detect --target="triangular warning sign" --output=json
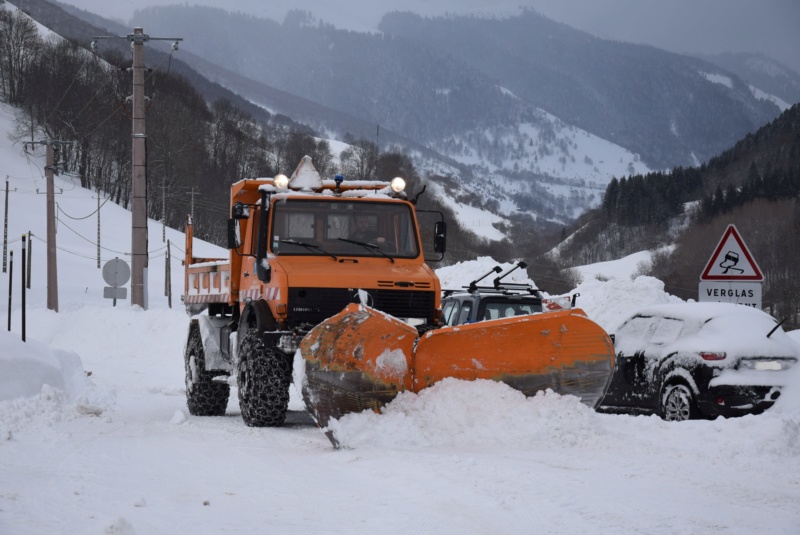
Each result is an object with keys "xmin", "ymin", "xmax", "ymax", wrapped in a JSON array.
[{"xmin": 700, "ymin": 224, "xmax": 763, "ymax": 281}]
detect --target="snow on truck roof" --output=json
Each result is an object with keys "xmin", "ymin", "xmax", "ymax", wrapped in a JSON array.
[{"xmin": 233, "ymin": 155, "xmax": 406, "ymax": 199}]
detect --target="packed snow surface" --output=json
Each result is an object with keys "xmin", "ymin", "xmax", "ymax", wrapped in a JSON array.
[{"xmin": 2, "ymin": 105, "xmax": 800, "ymax": 534}]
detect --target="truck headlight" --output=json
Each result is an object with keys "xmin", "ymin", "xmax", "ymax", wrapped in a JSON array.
[
  {"xmin": 274, "ymin": 174, "xmax": 289, "ymax": 190},
  {"xmin": 391, "ymin": 177, "xmax": 406, "ymax": 193}
]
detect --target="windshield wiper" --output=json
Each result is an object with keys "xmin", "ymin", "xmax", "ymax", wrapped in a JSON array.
[
  {"xmin": 280, "ymin": 239, "xmax": 337, "ymax": 261},
  {"xmin": 338, "ymin": 238, "xmax": 395, "ymax": 263}
]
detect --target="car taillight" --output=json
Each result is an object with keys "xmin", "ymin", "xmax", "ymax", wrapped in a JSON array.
[{"xmin": 700, "ymin": 352, "xmax": 726, "ymax": 361}]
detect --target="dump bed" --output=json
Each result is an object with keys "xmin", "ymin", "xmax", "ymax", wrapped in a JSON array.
[
  {"xmin": 184, "ymin": 260, "xmax": 231, "ymax": 305},
  {"xmin": 181, "ymin": 215, "xmax": 233, "ymax": 307}
]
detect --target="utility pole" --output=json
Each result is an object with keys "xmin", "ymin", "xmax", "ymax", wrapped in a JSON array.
[
  {"xmin": 93, "ymin": 28, "xmax": 182, "ymax": 309},
  {"xmin": 3, "ymin": 176, "xmax": 8, "ymax": 273},
  {"xmin": 6, "ymin": 250, "xmax": 11, "ymax": 331},
  {"xmin": 21, "ymin": 234, "xmax": 26, "ymax": 341},
  {"xmin": 131, "ymin": 27, "xmax": 147, "ymax": 309},
  {"xmin": 162, "ymin": 158, "xmax": 168, "ymax": 243},
  {"xmin": 375, "ymin": 124, "xmax": 380, "ymax": 180},
  {"xmin": 24, "ymin": 140, "xmax": 70, "ymax": 312},
  {"xmin": 186, "ymin": 186, "xmax": 200, "ymax": 220},
  {"xmin": 96, "ymin": 193, "xmax": 101, "ymax": 268},
  {"xmin": 26, "ymin": 231, "xmax": 31, "ymax": 289},
  {"xmin": 165, "ymin": 239, "xmax": 172, "ymax": 308},
  {"xmin": 45, "ymin": 144, "xmax": 57, "ymax": 311}
]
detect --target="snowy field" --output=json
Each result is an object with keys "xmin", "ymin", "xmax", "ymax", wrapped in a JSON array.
[{"xmin": 2, "ymin": 103, "xmax": 800, "ymax": 534}]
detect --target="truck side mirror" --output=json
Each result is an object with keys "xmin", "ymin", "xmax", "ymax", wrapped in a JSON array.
[
  {"xmin": 256, "ymin": 258, "xmax": 271, "ymax": 282},
  {"xmin": 227, "ymin": 219, "xmax": 241, "ymax": 250},
  {"xmin": 433, "ymin": 221, "xmax": 447, "ymax": 253},
  {"xmin": 232, "ymin": 202, "xmax": 250, "ymax": 219}
]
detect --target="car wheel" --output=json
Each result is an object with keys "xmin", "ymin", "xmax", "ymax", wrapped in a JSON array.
[{"xmin": 660, "ymin": 383, "xmax": 697, "ymax": 422}]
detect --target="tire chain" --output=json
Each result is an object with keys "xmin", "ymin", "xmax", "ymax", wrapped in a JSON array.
[
  {"xmin": 185, "ymin": 325, "xmax": 230, "ymax": 416},
  {"xmin": 237, "ymin": 330, "xmax": 292, "ymax": 427}
]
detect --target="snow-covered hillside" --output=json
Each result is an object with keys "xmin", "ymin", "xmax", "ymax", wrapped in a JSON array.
[
  {"xmin": 432, "ymin": 107, "xmax": 651, "ymax": 223},
  {"xmin": 438, "ymin": 108, "xmax": 649, "ymax": 185}
]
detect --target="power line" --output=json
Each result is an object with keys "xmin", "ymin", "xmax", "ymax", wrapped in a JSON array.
[
  {"xmin": 43, "ymin": 50, "xmax": 93, "ymax": 127},
  {"xmin": 56, "ymin": 196, "xmax": 111, "ymax": 220},
  {"xmin": 69, "ymin": 53, "xmax": 130, "ymax": 127}
]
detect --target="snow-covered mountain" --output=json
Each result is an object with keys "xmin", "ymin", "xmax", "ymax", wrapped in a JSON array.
[
  {"xmin": 20, "ymin": 0, "xmax": 796, "ymax": 234},
  {"xmin": 129, "ymin": 6, "xmax": 783, "ymax": 218},
  {"xmin": 699, "ymin": 52, "xmax": 800, "ymax": 107}
]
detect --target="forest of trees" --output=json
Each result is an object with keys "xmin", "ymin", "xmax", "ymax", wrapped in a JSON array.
[{"xmin": 600, "ymin": 167, "xmax": 704, "ymax": 227}]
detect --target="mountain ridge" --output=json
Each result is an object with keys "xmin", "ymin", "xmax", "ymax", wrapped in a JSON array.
[{"xmin": 11, "ymin": 0, "xmax": 794, "ymax": 235}]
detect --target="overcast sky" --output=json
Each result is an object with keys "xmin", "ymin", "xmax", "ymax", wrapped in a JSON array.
[{"xmin": 55, "ymin": 0, "xmax": 800, "ymax": 73}]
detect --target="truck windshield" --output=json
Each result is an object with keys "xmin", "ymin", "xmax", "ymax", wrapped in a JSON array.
[{"xmin": 270, "ymin": 199, "xmax": 420, "ymax": 259}]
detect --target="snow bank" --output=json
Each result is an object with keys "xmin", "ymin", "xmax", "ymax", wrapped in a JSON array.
[
  {"xmin": 568, "ymin": 275, "xmax": 684, "ymax": 332},
  {"xmin": 437, "ymin": 256, "xmax": 536, "ymax": 291},
  {"xmin": 0, "ymin": 330, "xmax": 89, "ymax": 401},
  {"xmin": 0, "ymin": 329, "xmax": 109, "ymax": 438},
  {"xmin": 330, "ymin": 376, "xmax": 800, "ymax": 455},
  {"xmin": 329, "ymin": 379, "xmax": 602, "ymax": 449},
  {"xmin": 572, "ymin": 250, "xmax": 652, "ymax": 282}
]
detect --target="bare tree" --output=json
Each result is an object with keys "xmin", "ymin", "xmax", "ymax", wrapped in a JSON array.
[
  {"xmin": 0, "ymin": 8, "xmax": 41, "ymax": 103},
  {"xmin": 339, "ymin": 137, "xmax": 377, "ymax": 180}
]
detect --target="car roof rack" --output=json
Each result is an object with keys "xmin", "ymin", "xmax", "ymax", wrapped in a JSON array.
[{"xmin": 443, "ymin": 261, "xmax": 541, "ymax": 297}]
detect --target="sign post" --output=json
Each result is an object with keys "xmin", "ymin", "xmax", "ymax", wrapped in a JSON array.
[
  {"xmin": 103, "ymin": 258, "xmax": 131, "ymax": 307},
  {"xmin": 699, "ymin": 225, "xmax": 763, "ymax": 308}
]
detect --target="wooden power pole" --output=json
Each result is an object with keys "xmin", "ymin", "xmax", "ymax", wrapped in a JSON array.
[
  {"xmin": 131, "ymin": 27, "xmax": 147, "ymax": 309},
  {"xmin": 93, "ymin": 28, "xmax": 182, "ymax": 309},
  {"xmin": 24, "ymin": 140, "xmax": 72, "ymax": 312}
]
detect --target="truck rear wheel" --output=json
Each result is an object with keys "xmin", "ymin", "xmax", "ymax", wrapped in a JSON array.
[
  {"xmin": 237, "ymin": 329, "xmax": 291, "ymax": 427},
  {"xmin": 185, "ymin": 324, "xmax": 230, "ymax": 416}
]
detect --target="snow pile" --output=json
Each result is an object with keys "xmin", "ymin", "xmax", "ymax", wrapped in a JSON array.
[
  {"xmin": 0, "ymin": 305, "xmax": 189, "ymax": 439},
  {"xmin": 571, "ymin": 250, "xmax": 653, "ymax": 282},
  {"xmin": 0, "ymin": 329, "xmax": 109, "ymax": 437},
  {"xmin": 437, "ymin": 256, "xmax": 536, "ymax": 291},
  {"xmin": 568, "ymin": 275, "xmax": 684, "ymax": 332},
  {"xmin": 329, "ymin": 379, "xmax": 604, "ymax": 449},
  {"xmin": 330, "ymin": 374, "xmax": 800, "ymax": 455},
  {"xmin": 0, "ymin": 331, "xmax": 89, "ymax": 402}
]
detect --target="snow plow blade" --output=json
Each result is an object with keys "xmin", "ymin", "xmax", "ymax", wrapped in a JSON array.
[
  {"xmin": 298, "ymin": 304, "xmax": 615, "ymax": 443},
  {"xmin": 298, "ymin": 304, "xmax": 417, "ymax": 433},
  {"xmin": 413, "ymin": 309, "xmax": 615, "ymax": 409}
]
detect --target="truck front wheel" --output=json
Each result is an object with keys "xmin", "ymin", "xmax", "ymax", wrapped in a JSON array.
[
  {"xmin": 185, "ymin": 323, "xmax": 230, "ymax": 416},
  {"xmin": 237, "ymin": 328, "xmax": 291, "ymax": 427}
]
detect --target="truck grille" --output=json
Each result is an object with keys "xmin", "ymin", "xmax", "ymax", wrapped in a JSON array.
[{"xmin": 287, "ymin": 287, "xmax": 435, "ymax": 327}]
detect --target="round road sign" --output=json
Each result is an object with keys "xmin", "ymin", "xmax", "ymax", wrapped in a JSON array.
[{"xmin": 103, "ymin": 258, "xmax": 131, "ymax": 287}]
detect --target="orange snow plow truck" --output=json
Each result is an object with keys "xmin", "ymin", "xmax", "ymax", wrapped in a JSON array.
[{"xmin": 182, "ymin": 156, "xmax": 615, "ymax": 442}]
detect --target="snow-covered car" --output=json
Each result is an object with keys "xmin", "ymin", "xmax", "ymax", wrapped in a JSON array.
[{"xmin": 597, "ymin": 302, "xmax": 799, "ymax": 421}]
